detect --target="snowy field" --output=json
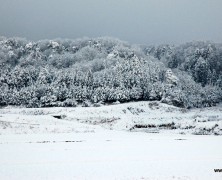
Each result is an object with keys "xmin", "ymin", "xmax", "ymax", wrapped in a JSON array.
[
  {"xmin": 0, "ymin": 101, "xmax": 222, "ymax": 179},
  {"xmin": 1, "ymin": 101, "xmax": 222, "ymax": 135},
  {"xmin": 1, "ymin": 132, "xmax": 222, "ymax": 180}
]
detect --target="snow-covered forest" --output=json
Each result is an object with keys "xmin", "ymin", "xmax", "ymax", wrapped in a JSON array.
[{"xmin": 0, "ymin": 36, "xmax": 222, "ymax": 108}]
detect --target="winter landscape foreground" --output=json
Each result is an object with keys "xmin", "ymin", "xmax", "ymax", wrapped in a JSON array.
[{"xmin": 0, "ymin": 101, "xmax": 222, "ymax": 180}]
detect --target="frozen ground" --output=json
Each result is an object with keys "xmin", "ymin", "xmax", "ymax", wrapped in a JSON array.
[
  {"xmin": 0, "ymin": 101, "xmax": 222, "ymax": 135},
  {"xmin": 0, "ymin": 101, "xmax": 222, "ymax": 179},
  {"xmin": 1, "ymin": 132, "xmax": 222, "ymax": 180}
]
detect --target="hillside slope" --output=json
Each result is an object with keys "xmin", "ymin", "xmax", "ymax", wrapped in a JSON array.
[
  {"xmin": 1, "ymin": 37, "xmax": 222, "ymax": 109},
  {"xmin": 1, "ymin": 101, "xmax": 222, "ymax": 135}
]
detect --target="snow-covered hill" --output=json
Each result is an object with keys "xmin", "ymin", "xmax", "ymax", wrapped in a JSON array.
[
  {"xmin": 1, "ymin": 102, "xmax": 222, "ymax": 180},
  {"xmin": 1, "ymin": 37, "xmax": 222, "ymax": 110},
  {"xmin": 1, "ymin": 101, "xmax": 222, "ymax": 135}
]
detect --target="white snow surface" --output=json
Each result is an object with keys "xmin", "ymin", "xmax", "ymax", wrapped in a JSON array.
[
  {"xmin": 1, "ymin": 101, "xmax": 221, "ymax": 135},
  {"xmin": 0, "ymin": 101, "xmax": 222, "ymax": 179}
]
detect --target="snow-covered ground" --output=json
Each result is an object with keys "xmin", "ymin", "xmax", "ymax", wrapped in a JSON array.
[
  {"xmin": 1, "ymin": 132, "xmax": 222, "ymax": 180},
  {"xmin": 0, "ymin": 101, "xmax": 222, "ymax": 179},
  {"xmin": 0, "ymin": 101, "xmax": 222, "ymax": 135}
]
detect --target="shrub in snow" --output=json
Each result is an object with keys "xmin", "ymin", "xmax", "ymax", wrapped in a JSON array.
[
  {"xmin": 82, "ymin": 100, "xmax": 92, "ymax": 107},
  {"xmin": 112, "ymin": 101, "xmax": 120, "ymax": 105},
  {"xmin": 93, "ymin": 102, "xmax": 104, "ymax": 107},
  {"xmin": 61, "ymin": 98, "xmax": 77, "ymax": 107},
  {"xmin": 40, "ymin": 95, "xmax": 57, "ymax": 107},
  {"xmin": 27, "ymin": 97, "xmax": 40, "ymax": 108}
]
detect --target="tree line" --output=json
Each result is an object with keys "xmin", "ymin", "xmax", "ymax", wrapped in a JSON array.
[{"xmin": 0, "ymin": 36, "xmax": 221, "ymax": 108}]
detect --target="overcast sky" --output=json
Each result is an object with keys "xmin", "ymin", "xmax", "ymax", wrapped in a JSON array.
[{"xmin": 0, "ymin": 0, "xmax": 222, "ymax": 45}]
